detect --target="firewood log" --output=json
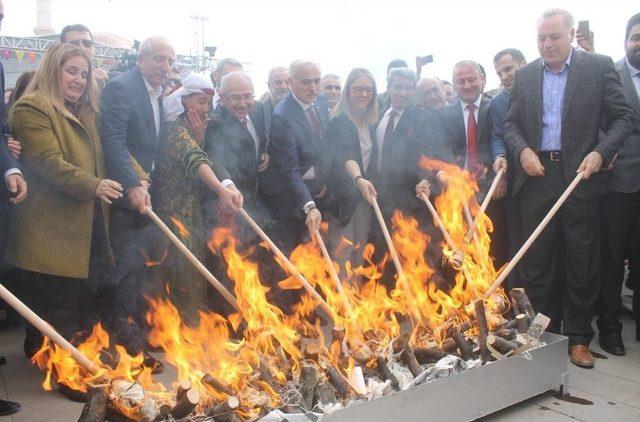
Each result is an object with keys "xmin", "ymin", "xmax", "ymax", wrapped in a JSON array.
[
  {"xmin": 313, "ymin": 382, "xmax": 337, "ymax": 407},
  {"xmin": 493, "ymin": 328, "xmax": 517, "ymax": 341},
  {"xmin": 207, "ymin": 396, "xmax": 240, "ymax": 417},
  {"xmin": 487, "ymin": 334, "xmax": 520, "ymax": 355},
  {"xmin": 516, "ymin": 313, "xmax": 529, "ymax": 334},
  {"xmin": 509, "ymin": 288, "xmax": 535, "ymax": 320},
  {"xmin": 401, "ymin": 347, "xmax": 423, "ymax": 377},
  {"xmin": 201, "ymin": 373, "xmax": 234, "ymax": 396},
  {"xmin": 326, "ymin": 366, "xmax": 350, "ymax": 398},
  {"xmin": 299, "ymin": 365, "xmax": 319, "ymax": 410},
  {"xmin": 77, "ymin": 386, "xmax": 107, "ymax": 422},
  {"xmin": 175, "ymin": 380, "xmax": 192, "ymax": 402},
  {"xmin": 375, "ymin": 356, "xmax": 399, "ymax": 389},
  {"xmin": 452, "ymin": 331, "xmax": 476, "ymax": 360},
  {"xmin": 259, "ymin": 357, "xmax": 281, "ymax": 393},
  {"xmin": 474, "ymin": 299, "xmax": 490, "ymax": 363},
  {"xmin": 412, "ymin": 347, "xmax": 445, "ymax": 364},
  {"xmin": 170, "ymin": 388, "xmax": 199, "ymax": 419}
]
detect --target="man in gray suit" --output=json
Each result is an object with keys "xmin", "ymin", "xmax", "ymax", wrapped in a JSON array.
[
  {"xmin": 597, "ymin": 12, "xmax": 640, "ymax": 356},
  {"xmin": 504, "ymin": 8, "xmax": 633, "ymax": 368}
]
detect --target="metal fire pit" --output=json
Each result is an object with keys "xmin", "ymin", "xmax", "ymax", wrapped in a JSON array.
[{"xmin": 320, "ymin": 332, "xmax": 569, "ymax": 422}]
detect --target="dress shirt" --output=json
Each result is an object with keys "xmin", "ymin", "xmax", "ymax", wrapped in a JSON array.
[
  {"xmin": 460, "ymin": 97, "xmax": 482, "ymax": 169},
  {"xmin": 221, "ymin": 115, "xmax": 261, "ymax": 188},
  {"xmin": 541, "ymin": 50, "xmax": 572, "ymax": 151},
  {"xmin": 375, "ymin": 107, "xmax": 404, "ymax": 171},
  {"xmin": 4, "ymin": 168, "xmax": 21, "ymax": 179},
  {"xmin": 357, "ymin": 124, "xmax": 373, "ymax": 171},
  {"xmin": 626, "ymin": 57, "xmax": 640, "ymax": 99},
  {"xmin": 142, "ymin": 77, "xmax": 162, "ymax": 136}
]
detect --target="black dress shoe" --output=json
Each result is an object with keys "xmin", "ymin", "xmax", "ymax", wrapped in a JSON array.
[
  {"xmin": 599, "ymin": 332, "xmax": 626, "ymax": 356},
  {"xmin": 0, "ymin": 398, "xmax": 21, "ymax": 416}
]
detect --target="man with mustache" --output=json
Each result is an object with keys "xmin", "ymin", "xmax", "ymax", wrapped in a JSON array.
[
  {"xmin": 504, "ymin": 8, "xmax": 633, "ymax": 368},
  {"xmin": 597, "ymin": 12, "xmax": 640, "ymax": 356},
  {"xmin": 100, "ymin": 37, "xmax": 176, "ymax": 371},
  {"xmin": 262, "ymin": 66, "xmax": 290, "ymax": 138}
]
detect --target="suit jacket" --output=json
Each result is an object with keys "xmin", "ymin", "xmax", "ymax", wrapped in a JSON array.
[
  {"xmin": 100, "ymin": 67, "xmax": 163, "ymax": 192},
  {"xmin": 205, "ymin": 103, "xmax": 268, "ymax": 198},
  {"xmin": 261, "ymin": 92, "xmax": 329, "ymax": 208},
  {"xmin": 262, "ymin": 98, "xmax": 276, "ymax": 139},
  {"xmin": 489, "ymin": 90, "xmax": 509, "ymax": 161},
  {"xmin": 372, "ymin": 105, "xmax": 446, "ymax": 217},
  {"xmin": 0, "ymin": 61, "xmax": 20, "ymax": 176},
  {"xmin": 503, "ymin": 49, "xmax": 633, "ymax": 199},
  {"xmin": 438, "ymin": 97, "xmax": 493, "ymax": 178},
  {"xmin": 610, "ymin": 59, "xmax": 640, "ymax": 193},
  {"xmin": 325, "ymin": 112, "xmax": 377, "ymax": 225}
]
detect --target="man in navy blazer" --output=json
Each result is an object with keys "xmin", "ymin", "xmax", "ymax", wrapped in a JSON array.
[
  {"xmin": 261, "ymin": 61, "xmax": 329, "ymax": 253},
  {"xmin": 99, "ymin": 37, "xmax": 175, "ymax": 367}
]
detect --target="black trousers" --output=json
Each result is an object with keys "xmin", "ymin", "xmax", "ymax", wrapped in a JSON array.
[
  {"xmin": 519, "ymin": 158, "xmax": 601, "ymax": 346},
  {"xmin": 597, "ymin": 190, "xmax": 640, "ymax": 335}
]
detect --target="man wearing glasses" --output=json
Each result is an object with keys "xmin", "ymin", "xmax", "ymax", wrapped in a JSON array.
[{"xmin": 60, "ymin": 24, "xmax": 108, "ymax": 85}]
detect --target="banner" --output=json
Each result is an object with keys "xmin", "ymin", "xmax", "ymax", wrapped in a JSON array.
[
  {"xmin": 1, "ymin": 50, "xmax": 10, "ymax": 60},
  {"xmin": 28, "ymin": 52, "xmax": 37, "ymax": 64},
  {"xmin": 15, "ymin": 50, "xmax": 25, "ymax": 63}
]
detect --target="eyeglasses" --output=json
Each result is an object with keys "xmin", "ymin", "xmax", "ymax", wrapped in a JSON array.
[
  {"xmin": 225, "ymin": 94, "xmax": 254, "ymax": 103},
  {"xmin": 68, "ymin": 39, "xmax": 95, "ymax": 48},
  {"xmin": 351, "ymin": 86, "xmax": 374, "ymax": 96}
]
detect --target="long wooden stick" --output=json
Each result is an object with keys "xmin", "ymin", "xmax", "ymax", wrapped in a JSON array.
[
  {"xmin": 370, "ymin": 197, "xmax": 424, "ymax": 325},
  {"xmin": 485, "ymin": 172, "xmax": 584, "ymax": 297},
  {"xmin": 314, "ymin": 229, "xmax": 353, "ymax": 316},
  {"xmin": 0, "ymin": 282, "xmax": 101, "ymax": 376},
  {"xmin": 237, "ymin": 208, "xmax": 336, "ymax": 322},
  {"xmin": 420, "ymin": 193, "xmax": 476, "ymax": 292},
  {"xmin": 466, "ymin": 168, "xmax": 505, "ymax": 241},
  {"xmin": 145, "ymin": 207, "xmax": 239, "ymax": 312}
]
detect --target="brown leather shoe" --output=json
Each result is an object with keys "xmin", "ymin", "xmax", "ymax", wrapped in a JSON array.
[{"xmin": 569, "ymin": 345, "xmax": 594, "ymax": 368}]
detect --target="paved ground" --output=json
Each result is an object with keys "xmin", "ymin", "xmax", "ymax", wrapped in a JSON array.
[{"xmin": 0, "ymin": 313, "xmax": 638, "ymax": 421}]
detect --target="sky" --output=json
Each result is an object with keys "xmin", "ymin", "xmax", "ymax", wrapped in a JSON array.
[{"xmin": 3, "ymin": 0, "xmax": 638, "ymax": 94}]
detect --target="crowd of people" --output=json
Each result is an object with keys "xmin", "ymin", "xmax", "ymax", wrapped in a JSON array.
[{"xmin": 1, "ymin": 4, "xmax": 640, "ymax": 415}]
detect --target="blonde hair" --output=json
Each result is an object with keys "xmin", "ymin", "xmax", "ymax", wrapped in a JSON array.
[
  {"xmin": 330, "ymin": 67, "xmax": 378, "ymax": 126},
  {"xmin": 20, "ymin": 43, "xmax": 98, "ymax": 123}
]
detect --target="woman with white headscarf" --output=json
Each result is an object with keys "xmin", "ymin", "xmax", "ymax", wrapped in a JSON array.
[{"xmin": 152, "ymin": 73, "xmax": 242, "ymax": 324}]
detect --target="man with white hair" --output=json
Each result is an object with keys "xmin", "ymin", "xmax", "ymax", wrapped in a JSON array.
[
  {"xmin": 100, "ymin": 37, "xmax": 176, "ymax": 371},
  {"xmin": 504, "ymin": 8, "xmax": 633, "ymax": 368},
  {"xmin": 261, "ymin": 60, "xmax": 329, "ymax": 254}
]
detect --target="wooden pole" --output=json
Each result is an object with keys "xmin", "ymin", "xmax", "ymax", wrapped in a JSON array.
[
  {"xmin": 485, "ymin": 172, "xmax": 584, "ymax": 297},
  {"xmin": 237, "ymin": 208, "xmax": 336, "ymax": 322},
  {"xmin": 314, "ymin": 229, "xmax": 353, "ymax": 316},
  {"xmin": 0, "ymin": 282, "xmax": 101, "ymax": 376},
  {"xmin": 462, "ymin": 203, "xmax": 481, "ymax": 248},
  {"xmin": 466, "ymin": 168, "xmax": 505, "ymax": 241},
  {"xmin": 145, "ymin": 207, "xmax": 239, "ymax": 312}
]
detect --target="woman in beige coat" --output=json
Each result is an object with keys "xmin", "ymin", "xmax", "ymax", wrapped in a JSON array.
[{"xmin": 6, "ymin": 44, "xmax": 122, "ymax": 347}]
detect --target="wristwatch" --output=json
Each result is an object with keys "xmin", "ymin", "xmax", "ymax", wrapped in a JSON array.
[{"xmin": 304, "ymin": 202, "xmax": 317, "ymax": 215}]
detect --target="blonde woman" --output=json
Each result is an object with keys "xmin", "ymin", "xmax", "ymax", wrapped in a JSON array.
[{"xmin": 6, "ymin": 43, "xmax": 121, "ymax": 348}]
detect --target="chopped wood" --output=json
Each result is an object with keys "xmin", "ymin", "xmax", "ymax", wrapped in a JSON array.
[
  {"xmin": 401, "ymin": 347, "xmax": 423, "ymax": 377},
  {"xmin": 176, "ymin": 380, "xmax": 192, "ymax": 402},
  {"xmin": 170, "ymin": 388, "xmax": 199, "ymax": 420},
  {"xmin": 487, "ymin": 334, "xmax": 520, "ymax": 355},
  {"xmin": 375, "ymin": 356, "xmax": 399, "ymax": 389},
  {"xmin": 259, "ymin": 357, "xmax": 281, "ymax": 393},
  {"xmin": 313, "ymin": 382, "xmax": 337, "ymax": 407},
  {"xmin": 442, "ymin": 337, "xmax": 458, "ymax": 353},
  {"xmin": 303, "ymin": 341, "xmax": 321, "ymax": 361},
  {"xmin": 77, "ymin": 386, "xmax": 107, "ymax": 422},
  {"xmin": 516, "ymin": 313, "xmax": 529, "ymax": 334},
  {"xmin": 156, "ymin": 397, "xmax": 173, "ymax": 419},
  {"xmin": 207, "ymin": 396, "xmax": 240, "ymax": 417},
  {"xmin": 452, "ymin": 331, "xmax": 476, "ymax": 360},
  {"xmin": 201, "ymin": 373, "xmax": 234, "ymax": 396},
  {"xmin": 326, "ymin": 366, "xmax": 350, "ymax": 398},
  {"xmin": 510, "ymin": 288, "xmax": 535, "ymax": 320},
  {"xmin": 299, "ymin": 365, "xmax": 319, "ymax": 410},
  {"xmin": 493, "ymin": 328, "xmax": 517, "ymax": 341},
  {"xmin": 474, "ymin": 299, "xmax": 490, "ymax": 363},
  {"xmin": 412, "ymin": 346, "xmax": 445, "ymax": 364}
]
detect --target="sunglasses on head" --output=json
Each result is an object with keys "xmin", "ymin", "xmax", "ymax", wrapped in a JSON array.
[{"xmin": 68, "ymin": 39, "xmax": 94, "ymax": 48}]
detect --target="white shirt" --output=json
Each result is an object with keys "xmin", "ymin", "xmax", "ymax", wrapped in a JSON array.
[
  {"xmin": 460, "ymin": 96, "xmax": 482, "ymax": 169},
  {"xmin": 221, "ymin": 115, "xmax": 261, "ymax": 187},
  {"xmin": 357, "ymin": 124, "xmax": 373, "ymax": 172},
  {"xmin": 142, "ymin": 77, "xmax": 162, "ymax": 137},
  {"xmin": 375, "ymin": 107, "xmax": 404, "ymax": 171},
  {"xmin": 627, "ymin": 57, "xmax": 640, "ymax": 99}
]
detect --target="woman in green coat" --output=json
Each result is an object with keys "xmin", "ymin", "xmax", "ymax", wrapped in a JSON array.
[
  {"xmin": 6, "ymin": 44, "xmax": 123, "ymax": 343},
  {"xmin": 153, "ymin": 73, "xmax": 242, "ymax": 325}
]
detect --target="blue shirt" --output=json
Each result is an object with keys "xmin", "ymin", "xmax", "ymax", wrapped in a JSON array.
[{"xmin": 540, "ymin": 50, "xmax": 572, "ymax": 151}]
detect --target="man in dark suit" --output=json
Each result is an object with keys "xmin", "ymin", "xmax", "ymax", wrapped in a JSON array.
[
  {"xmin": 261, "ymin": 60, "xmax": 329, "ymax": 253},
  {"xmin": 100, "ymin": 37, "xmax": 175, "ymax": 369},
  {"xmin": 204, "ymin": 71, "xmax": 269, "ymax": 229},
  {"xmin": 262, "ymin": 66, "xmax": 290, "ymax": 138},
  {"xmin": 504, "ymin": 9, "xmax": 633, "ymax": 368},
  {"xmin": 490, "ymin": 49, "xmax": 527, "ymax": 290},
  {"xmin": 439, "ymin": 60, "xmax": 508, "ymax": 268},
  {"xmin": 597, "ymin": 13, "xmax": 640, "ymax": 355}
]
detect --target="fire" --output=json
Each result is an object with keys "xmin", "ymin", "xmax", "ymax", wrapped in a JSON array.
[{"xmin": 30, "ymin": 157, "xmax": 509, "ymax": 420}]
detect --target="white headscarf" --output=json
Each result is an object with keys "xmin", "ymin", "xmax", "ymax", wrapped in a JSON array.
[{"xmin": 163, "ymin": 73, "xmax": 214, "ymax": 122}]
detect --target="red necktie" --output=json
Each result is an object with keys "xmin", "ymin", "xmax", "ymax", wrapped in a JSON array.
[
  {"xmin": 306, "ymin": 105, "xmax": 321, "ymax": 138},
  {"xmin": 466, "ymin": 104, "xmax": 481, "ymax": 177}
]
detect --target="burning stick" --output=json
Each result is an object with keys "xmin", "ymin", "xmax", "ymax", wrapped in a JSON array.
[
  {"xmin": 452, "ymin": 331, "xmax": 476, "ymax": 361},
  {"xmin": 145, "ymin": 207, "xmax": 239, "ymax": 312},
  {"xmin": 485, "ymin": 172, "xmax": 585, "ymax": 297},
  {"xmin": 300, "ymin": 365, "xmax": 319, "ymax": 409},
  {"xmin": 326, "ymin": 366, "xmax": 350, "ymax": 398},
  {"xmin": 207, "ymin": 396, "xmax": 240, "ymax": 417},
  {"xmin": 201, "ymin": 372, "xmax": 234, "ymax": 396},
  {"xmin": 375, "ymin": 356, "xmax": 399, "ymax": 389},
  {"xmin": 509, "ymin": 288, "xmax": 536, "ymax": 321},
  {"xmin": 314, "ymin": 229, "xmax": 354, "ymax": 317},
  {"xmin": 487, "ymin": 335, "xmax": 520, "ymax": 355},
  {"xmin": 238, "ymin": 208, "xmax": 336, "ymax": 323},
  {"xmin": 465, "ymin": 168, "xmax": 505, "ymax": 241},
  {"xmin": 78, "ymin": 386, "xmax": 108, "ymax": 422},
  {"xmin": 0, "ymin": 282, "xmax": 102, "ymax": 377},
  {"xmin": 474, "ymin": 299, "xmax": 490, "ymax": 363},
  {"xmin": 170, "ymin": 388, "xmax": 200, "ymax": 419},
  {"xmin": 370, "ymin": 196, "xmax": 424, "ymax": 326}
]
